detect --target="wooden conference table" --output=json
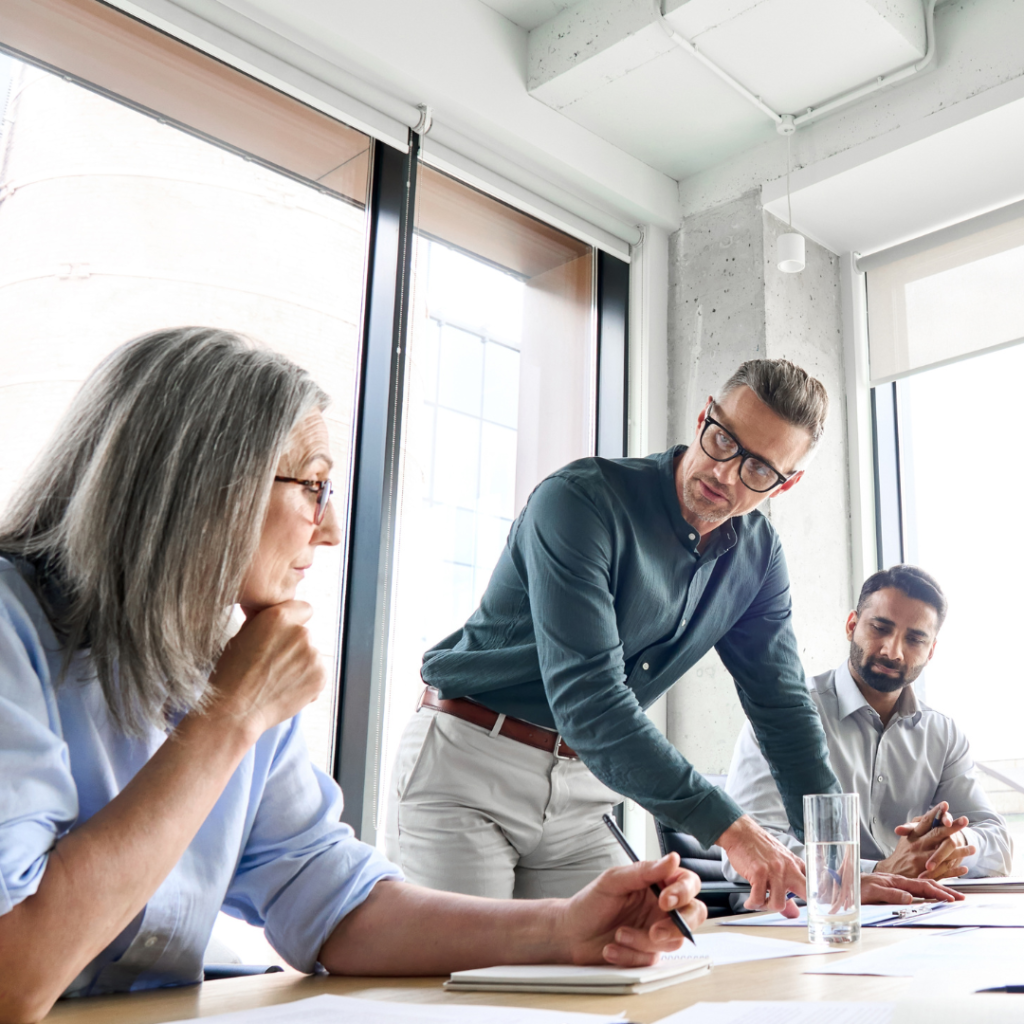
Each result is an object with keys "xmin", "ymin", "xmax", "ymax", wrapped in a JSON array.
[{"xmin": 44, "ymin": 912, "xmax": 1024, "ymax": 1024}]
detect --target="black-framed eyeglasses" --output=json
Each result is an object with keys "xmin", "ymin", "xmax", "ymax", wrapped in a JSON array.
[
  {"xmin": 274, "ymin": 476, "xmax": 334, "ymax": 525},
  {"xmin": 699, "ymin": 408, "xmax": 794, "ymax": 493}
]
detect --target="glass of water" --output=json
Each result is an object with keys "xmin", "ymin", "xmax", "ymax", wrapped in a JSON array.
[{"xmin": 804, "ymin": 793, "xmax": 860, "ymax": 946}]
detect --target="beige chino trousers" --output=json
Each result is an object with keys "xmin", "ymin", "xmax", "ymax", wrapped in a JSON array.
[{"xmin": 385, "ymin": 706, "xmax": 630, "ymax": 899}]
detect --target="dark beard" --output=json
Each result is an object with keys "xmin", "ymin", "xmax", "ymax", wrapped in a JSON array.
[{"xmin": 849, "ymin": 639, "xmax": 921, "ymax": 694}]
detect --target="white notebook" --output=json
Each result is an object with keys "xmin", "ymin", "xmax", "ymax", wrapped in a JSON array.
[{"xmin": 445, "ymin": 957, "xmax": 712, "ymax": 995}]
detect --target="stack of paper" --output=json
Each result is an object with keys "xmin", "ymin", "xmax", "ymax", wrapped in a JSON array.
[
  {"xmin": 445, "ymin": 957, "xmax": 711, "ymax": 995},
  {"xmin": 946, "ymin": 877, "xmax": 1024, "ymax": 894}
]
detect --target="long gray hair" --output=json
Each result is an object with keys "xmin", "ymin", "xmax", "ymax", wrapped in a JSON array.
[{"xmin": 0, "ymin": 327, "xmax": 329, "ymax": 735}]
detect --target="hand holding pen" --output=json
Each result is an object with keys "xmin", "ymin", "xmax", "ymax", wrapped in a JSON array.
[
  {"xmin": 602, "ymin": 814, "xmax": 698, "ymax": 944},
  {"xmin": 893, "ymin": 800, "xmax": 974, "ymax": 880}
]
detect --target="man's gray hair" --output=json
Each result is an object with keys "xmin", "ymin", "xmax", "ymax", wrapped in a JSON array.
[
  {"xmin": 720, "ymin": 358, "xmax": 828, "ymax": 446},
  {"xmin": 0, "ymin": 327, "xmax": 329, "ymax": 735}
]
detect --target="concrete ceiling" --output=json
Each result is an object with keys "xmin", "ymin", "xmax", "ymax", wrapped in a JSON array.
[
  {"xmin": 490, "ymin": 0, "xmax": 930, "ymax": 179},
  {"xmin": 110, "ymin": 0, "xmax": 1024, "ymax": 257},
  {"xmin": 763, "ymin": 78, "xmax": 1024, "ymax": 257},
  {"xmin": 478, "ymin": 0, "xmax": 575, "ymax": 31}
]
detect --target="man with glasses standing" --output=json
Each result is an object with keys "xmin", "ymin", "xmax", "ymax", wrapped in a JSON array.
[{"xmin": 387, "ymin": 359, "xmax": 956, "ymax": 912}]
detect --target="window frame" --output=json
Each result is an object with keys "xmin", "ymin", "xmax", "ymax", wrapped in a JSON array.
[
  {"xmin": 1, "ymin": 0, "xmax": 632, "ymax": 843},
  {"xmin": 335, "ymin": 155, "xmax": 631, "ymax": 840},
  {"xmin": 334, "ymin": 135, "xmax": 420, "ymax": 836}
]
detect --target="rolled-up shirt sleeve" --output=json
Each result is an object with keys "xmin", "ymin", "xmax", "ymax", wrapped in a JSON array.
[
  {"xmin": 513, "ymin": 476, "xmax": 744, "ymax": 847},
  {"xmin": 0, "ymin": 583, "xmax": 76, "ymax": 917},
  {"xmin": 223, "ymin": 717, "xmax": 402, "ymax": 973}
]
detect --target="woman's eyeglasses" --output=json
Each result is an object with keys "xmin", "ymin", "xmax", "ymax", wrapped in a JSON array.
[{"xmin": 274, "ymin": 476, "xmax": 334, "ymax": 525}]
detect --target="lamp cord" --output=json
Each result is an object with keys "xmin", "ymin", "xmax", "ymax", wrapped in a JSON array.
[{"xmin": 786, "ymin": 132, "xmax": 792, "ymax": 228}]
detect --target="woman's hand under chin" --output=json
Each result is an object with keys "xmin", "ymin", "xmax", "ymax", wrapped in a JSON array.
[{"xmin": 205, "ymin": 599, "xmax": 325, "ymax": 742}]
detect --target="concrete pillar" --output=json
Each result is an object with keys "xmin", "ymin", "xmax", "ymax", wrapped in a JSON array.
[
  {"xmin": 664, "ymin": 192, "xmax": 851, "ymax": 782},
  {"xmin": 667, "ymin": 190, "xmax": 766, "ymax": 446}
]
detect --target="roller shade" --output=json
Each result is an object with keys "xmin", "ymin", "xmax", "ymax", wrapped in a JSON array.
[
  {"xmin": 0, "ymin": 0, "xmax": 370, "ymax": 204},
  {"xmin": 865, "ymin": 205, "xmax": 1024, "ymax": 384}
]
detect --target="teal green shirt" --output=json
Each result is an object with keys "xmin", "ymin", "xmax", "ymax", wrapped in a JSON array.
[{"xmin": 421, "ymin": 447, "xmax": 839, "ymax": 847}]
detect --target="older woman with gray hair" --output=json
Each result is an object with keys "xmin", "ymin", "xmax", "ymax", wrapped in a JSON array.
[{"xmin": 0, "ymin": 328, "xmax": 704, "ymax": 1023}]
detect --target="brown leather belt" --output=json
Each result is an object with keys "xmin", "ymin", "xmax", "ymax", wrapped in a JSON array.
[{"xmin": 418, "ymin": 686, "xmax": 578, "ymax": 759}]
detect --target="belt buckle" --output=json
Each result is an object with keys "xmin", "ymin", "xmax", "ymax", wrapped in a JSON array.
[{"xmin": 553, "ymin": 733, "xmax": 573, "ymax": 761}]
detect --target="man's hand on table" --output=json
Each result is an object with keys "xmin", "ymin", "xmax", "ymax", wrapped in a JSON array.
[
  {"xmin": 559, "ymin": 854, "xmax": 707, "ymax": 967},
  {"xmin": 861, "ymin": 872, "xmax": 964, "ymax": 904},
  {"xmin": 717, "ymin": 815, "xmax": 804, "ymax": 918},
  {"xmin": 883, "ymin": 800, "xmax": 974, "ymax": 880}
]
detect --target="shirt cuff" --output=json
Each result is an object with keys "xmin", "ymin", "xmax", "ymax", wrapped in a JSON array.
[
  {"xmin": 682, "ymin": 788, "xmax": 746, "ymax": 850},
  {"xmin": 861, "ymin": 859, "xmax": 879, "ymax": 874},
  {"xmin": 959, "ymin": 826, "xmax": 980, "ymax": 869}
]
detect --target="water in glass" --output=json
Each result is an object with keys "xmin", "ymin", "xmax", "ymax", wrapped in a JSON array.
[{"xmin": 806, "ymin": 839, "xmax": 860, "ymax": 946}]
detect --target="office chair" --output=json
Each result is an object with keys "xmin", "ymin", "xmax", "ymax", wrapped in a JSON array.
[
  {"xmin": 653, "ymin": 775, "xmax": 751, "ymax": 917},
  {"xmin": 653, "ymin": 820, "xmax": 744, "ymax": 918}
]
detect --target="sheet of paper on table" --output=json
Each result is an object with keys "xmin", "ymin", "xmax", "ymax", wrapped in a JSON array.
[
  {"xmin": 660, "ymin": 932, "xmax": 845, "ymax": 966},
  {"xmin": 879, "ymin": 896, "xmax": 1024, "ymax": 927},
  {"xmin": 946, "ymin": 877, "xmax": 1024, "ymax": 893},
  {"xmin": 720, "ymin": 906, "xmax": 901, "ymax": 928},
  {"xmin": 653, "ymin": 1001, "xmax": 895, "ymax": 1024},
  {"xmin": 153, "ymin": 993, "xmax": 626, "ymax": 1024},
  {"xmin": 806, "ymin": 926, "xmax": 1024, "ymax": 990}
]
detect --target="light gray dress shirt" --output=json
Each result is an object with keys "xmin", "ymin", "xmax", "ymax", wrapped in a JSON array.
[{"xmin": 723, "ymin": 660, "xmax": 1012, "ymax": 879}]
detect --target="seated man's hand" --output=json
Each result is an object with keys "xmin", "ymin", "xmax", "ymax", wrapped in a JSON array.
[
  {"xmin": 881, "ymin": 801, "xmax": 974, "ymax": 880},
  {"xmin": 717, "ymin": 815, "xmax": 804, "ymax": 917},
  {"xmin": 559, "ymin": 854, "xmax": 706, "ymax": 967},
  {"xmin": 861, "ymin": 872, "xmax": 964, "ymax": 905}
]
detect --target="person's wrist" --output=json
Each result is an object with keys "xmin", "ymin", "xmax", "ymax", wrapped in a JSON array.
[
  {"xmin": 715, "ymin": 814, "xmax": 751, "ymax": 853},
  {"xmin": 181, "ymin": 696, "xmax": 264, "ymax": 752},
  {"xmin": 542, "ymin": 898, "xmax": 576, "ymax": 964}
]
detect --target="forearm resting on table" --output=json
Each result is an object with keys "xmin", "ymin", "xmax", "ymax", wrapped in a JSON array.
[
  {"xmin": 321, "ymin": 858, "xmax": 706, "ymax": 977},
  {"xmin": 0, "ymin": 713, "xmax": 254, "ymax": 1024},
  {"xmin": 319, "ymin": 881, "xmax": 561, "ymax": 976}
]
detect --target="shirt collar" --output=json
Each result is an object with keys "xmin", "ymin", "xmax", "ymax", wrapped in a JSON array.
[
  {"xmin": 657, "ymin": 445, "xmax": 740, "ymax": 558},
  {"xmin": 834, "ymin": 659, "xmax": 922, "ymax": 725}
]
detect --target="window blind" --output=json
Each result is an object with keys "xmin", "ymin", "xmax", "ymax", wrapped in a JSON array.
[
  {"xmin": 0, "ymin": 0, "xmax": 370, "ymax": 204},
  {"xmin": 865, "ymin": 203, "xmax": 1024, "ymax": 384}
]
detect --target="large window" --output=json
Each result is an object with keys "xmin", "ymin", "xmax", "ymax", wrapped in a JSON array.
[
  {"xmin": 866, "ymin": 206, "xmax": 1024, "ymax": 858},
  {"xmin": 2, "ymin": 0, "xmax": 631, "ymax": 930},
  {"xmin": 0, "ymin": 45, "xmax": 370, "ymax": 772},
  {"xmin": 373, "ymin": 167, "xmax": 599, "ymax": 844}
]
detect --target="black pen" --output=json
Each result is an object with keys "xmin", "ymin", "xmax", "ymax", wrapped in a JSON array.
[{"xmin": 602, "ymin": 813, "xmax": 696, "ymax": 945}]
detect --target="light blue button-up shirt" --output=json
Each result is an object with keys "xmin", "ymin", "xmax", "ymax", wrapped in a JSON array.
[{"xmin": 0, "ymin": 558, "xmax": 401, "ymax": 996}]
